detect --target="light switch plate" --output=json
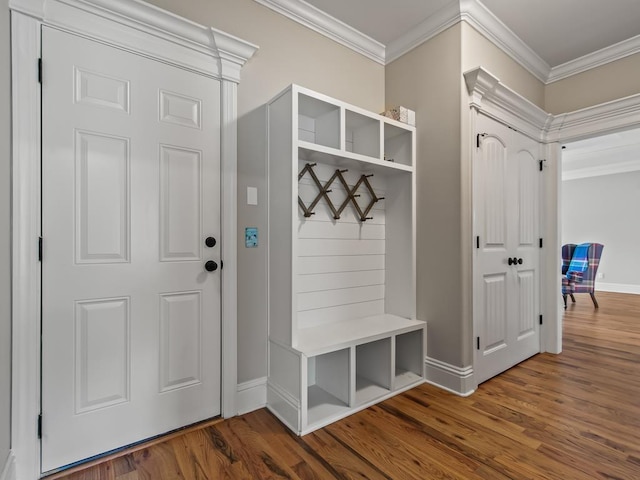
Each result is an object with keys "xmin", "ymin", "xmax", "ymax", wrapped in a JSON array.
[
  {"xmin": 245, "ymin": 227, "xmax": 258, "ymax": 248},
  {"xmin": 247, "ymin": 186, "xmax": 258, "ymax": 205}
]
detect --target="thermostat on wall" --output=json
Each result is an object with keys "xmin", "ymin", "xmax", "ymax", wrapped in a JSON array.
[{"xmin": 245, "ymin": 227, "xmax": 258, "ymax": 248}]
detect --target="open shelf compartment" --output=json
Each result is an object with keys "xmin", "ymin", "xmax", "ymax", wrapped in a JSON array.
[
  {"xmin": 394, "ymin": 329, "xmax": 424, "ymax": 390},
  {"xmin": 345, "ymin": 109, "xmax": 380, "ymax": 159},
  {"xmin": 306, "ymin": 348, "xmax": 351, "ymax": 427},
  {"xmin": 355, "ymin": 338, "xmax": 392, "ymax": 405},
  {"xmin": 298, "ymin": 93, "xmax": 340, "ymax": 149},
  {"xmin": 384, "ymin": 122, "xmax": 413, "ymax": 167}
]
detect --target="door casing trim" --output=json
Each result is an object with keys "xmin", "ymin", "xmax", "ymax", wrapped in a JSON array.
[{"xmin": 10, "ymin": 1, "xmax": 256, "ymax": 478}]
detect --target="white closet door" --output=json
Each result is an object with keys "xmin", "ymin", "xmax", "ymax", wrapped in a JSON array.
[
  {"xmin": 41, "ymin": 27, "xmax": 221, "ymax": 472},
  {"xmin": 474, "ymin": 114, "xmax": 540, "ymax": 384}
]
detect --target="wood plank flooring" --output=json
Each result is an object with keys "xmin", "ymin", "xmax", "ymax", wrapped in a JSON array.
[{"xmin": 49, "ymin": 291, "xmax": 640, "ymax": 480}]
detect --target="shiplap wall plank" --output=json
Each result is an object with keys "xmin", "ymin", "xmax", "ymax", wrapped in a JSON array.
[
  {"xmin": 297, "ymin": 300, "xmax": 385, "ymax": 329},
  {"xmin": 298, "ymin": 270, "xmax": 385, "ymax": 293},
  {"xmin": 298, "ymin": 285, "xmax": 385, "ymax": 311},
  {"xmin": 298, "ymin": 255, "xmax": 384, "ymax": 274},
  {"xmin": 296, "ymin": 159, "xmax": 387, "ymax": 330},
  {"xmin": 298, "ymin": 221, "xmax": 385, "ymax": 240},
  {"xmin": 298, "ymin": 239, "xmax": 385, "ymax": 257}
]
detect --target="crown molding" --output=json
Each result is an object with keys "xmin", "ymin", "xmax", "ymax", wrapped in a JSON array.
[
  {"xmin": 464, "ymin": 67, "xmax": 552, "ymax": 141},
  {"xmin": 562, "ymin": 158, "xmax": 640, "ymax": 181},
  {"xmin": 384, "ymin": 0, "xmax": 552, "ymax": 81},
  {"xmin": 563, "ymin": 138, "xmax": 640, "ymax": 180},
  {"xmin": 548, "ymin": 93, "xmax": 640, "ymax": 143},
  {"xmin": 459, "ymin": 0, "xmax": 550, "ymax": 83},
  {"xmin": 489, "ymin": 79, "xmax": 640, "ymax": 145},
  {"xmin": 9, "ymin": 0, "xmax": 258, "ymax": 82},
  {"xmin": 252, "ymin": 0, "xmax": 640, "ymax": 84},
  {"xmin": 385, "ymin": 1, "xmax": 461, "ymax": 64},
  {"xmin": 548, "ymin": 34, "xmax": 640, "ymax": 83},
  {"xmin": 253, "ymin": 0, "xmax": 385, "ymax": 64}
]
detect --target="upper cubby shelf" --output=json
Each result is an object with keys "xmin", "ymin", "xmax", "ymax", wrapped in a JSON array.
[
  {"xmin": 298, "ymin": 93, "xmax": 340, "ymax": 149},
  {"xmin": 295, "ymin": 86, "xmax": 414, "ymax": 174}
]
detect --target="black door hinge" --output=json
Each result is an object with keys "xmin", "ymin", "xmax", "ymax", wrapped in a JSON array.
[
  {"xmin": 476, "ymin": 133, "xmax": 486, "ymax": 148},
  {"xmin": 476, "ymin": 337, "xmax": 480, "ymax": 350},
  {"xmin": 539, "ymin": 159, "xmax": 545, "ymax": 171},
  {"xmin": 220, "ymin": 260, "xmax": 224, "ymax": 270},
  {"xmin": 539, "ymin": 238, "xmax": 543, "ymax": 248},
  {"xmin": 37, "ymin": 414, "xmax": 42, "ymax": 439},
  {"xmin": 38, "ymin": 58, "xmax": 42, "ymax": 84},
  {"xmin": 38, "ymin": 236, "xmax": 43, "ymax": 262},
  {"xmin": 476, "ymin": 236, "xmax": 480, "ymax": 249},
  {"xmin": 539, "ymin": 315, "xmax": 543, "ymax": 325}
]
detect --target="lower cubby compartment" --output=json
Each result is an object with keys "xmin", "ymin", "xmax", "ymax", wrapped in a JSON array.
[
  {"xmin": 394, "ymin": 329, "xmax": 424, "ymax": 390},
  {"xmin": 306, "ymin": 348, "xmax": 350, "ymax": 426},
  {"xmin": 268, "ymin": 320, "xmax": 426, "ymax": 436},
  {"xmin": 355, "ymin": 338, "xmax": 391, "ymax": 405}
]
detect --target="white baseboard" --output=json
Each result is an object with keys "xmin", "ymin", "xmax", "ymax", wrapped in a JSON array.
[
  {"xmin": 596, "ymin": 283, "xmax": 640, "ymax": 295},
  {"xmin": 424, "ymin": 357, "xmax": 475, "ymax": 397},
  {"xmin": 0, "ymin": 451, "xmax": 15, "ymax": 480},
  {"xmin": 236, "ymin": 377, "xmax": 267, "ymax": 415}
]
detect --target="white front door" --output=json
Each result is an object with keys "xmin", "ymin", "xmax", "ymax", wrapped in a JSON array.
[
  {"xmin": 474, "ymin": 114, "xmax": 541, "ymax": 384},
  {"xmin": 41, "ymin": 26, "xmax": 221, "ymax": 472}
]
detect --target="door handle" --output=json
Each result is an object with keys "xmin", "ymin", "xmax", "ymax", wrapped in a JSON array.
[
  {"xmin": 205, "ymin": 236, "xmax": 217, "ymax": 248},
  {"xmin": 507, "ymin": 257, "xmax": 523, "ymax": 266},
  {"xmin": 204, "ymin": 260, "xmax": 218, "ymax": 272}
]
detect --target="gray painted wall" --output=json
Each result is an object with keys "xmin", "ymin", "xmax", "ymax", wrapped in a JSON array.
[
  {"xmin": 562, "ymin": 171, "xmax": 640, "ymax": 289},
  {"xmin": 1, "ymin": 0, "xmax": 13, "ymax": 468}
]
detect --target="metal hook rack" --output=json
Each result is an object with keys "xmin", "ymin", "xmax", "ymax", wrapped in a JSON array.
[{"xmin": 298, "ymin": 163, "xmax": 384, "ymax": 222}]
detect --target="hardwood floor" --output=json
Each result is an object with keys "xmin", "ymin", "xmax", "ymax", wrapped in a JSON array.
[{"xmin": 49, "ymin": 291, "xmax": 640, "ymax": 480}]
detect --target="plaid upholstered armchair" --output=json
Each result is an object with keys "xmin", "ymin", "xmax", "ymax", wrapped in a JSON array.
[{"xmin": 562, "ymin": 243, "xmax": 604, "ymax": 309}]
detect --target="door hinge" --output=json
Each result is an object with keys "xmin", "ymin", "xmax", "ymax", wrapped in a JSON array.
[
  {"xmin": 476, "ymin": 337, "xmax": 480, "ymax": 350},
  {"xmin": 476, "ymin": 236, "xmax": 480, "ymax": 249},
  {"xmin": 38, "ymin": 236, "xmax": 43, "ymax": 262},
  {"xmin": 476, "ymin": 133, "xmax": 486, "ymax": 148},
  {"xmin": 37, "ymin": 414, "xmax": 42, "ymax": 439},
  {"xmin": 38, "ymin": 58, "xmax": 42, "ymax": 84},
  {"xmin": 220, "ymin": 260, "xmax": 224, "ymax": 270},
  {"xmin": 539, "ymin": 238, "xmax": 543, "ymax": 248},
  {"xmin": 539, "ymin": 315, "xmax": 543, "ymax": 325},
  {"xmin": 539, "ymin": 159, "xmax": 545, "ymax": 171}
]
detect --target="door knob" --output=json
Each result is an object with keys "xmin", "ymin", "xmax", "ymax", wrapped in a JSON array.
[
  {"xmin": 508, "ymin": 257, "xmax": 515, "ymax": 266},
  {"xmin": 205, "ymin": 236, "xmax": 217, "ymax": 248},
  {"xmin": 204, "ymin": 260, "xmax": 218, "ymax": 272},
  {"xmin": 517, "ymin": 258, "xmax": 523, "ymax": 265}
]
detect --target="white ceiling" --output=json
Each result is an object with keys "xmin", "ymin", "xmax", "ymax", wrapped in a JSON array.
[{"xmin": 304, "ymin": 0, "xmax": 640, "ymax": 68}]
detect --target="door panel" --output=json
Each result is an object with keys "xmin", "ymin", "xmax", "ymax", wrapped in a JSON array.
[
  {"xmin": 75, "ymin": 130, "xmax": 130, "ymax": 263},
  {"xmin": 41, "ymin": 27, "xmax": 221, "ymax": 472},
  {"xmin": 482, "ymin": 274, "xmax": 507, "ymax": 352},
  {"xmin": 474, "ymin": 114, "xmax": 541, "ymax": 384}
]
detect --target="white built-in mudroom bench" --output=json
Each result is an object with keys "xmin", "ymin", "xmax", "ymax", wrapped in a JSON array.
[{"xmin": 265, "ymin": 85, "xmax": 426, "ymax": 435}]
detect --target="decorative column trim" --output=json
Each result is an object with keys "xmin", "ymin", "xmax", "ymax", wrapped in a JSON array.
[
  {"xmin": 11, "ymin": 11, "xmax": 42, "ymax": 480},
  {"xmin": 221, "ymin": 80, "xmax": 239, "ymax": 418}
]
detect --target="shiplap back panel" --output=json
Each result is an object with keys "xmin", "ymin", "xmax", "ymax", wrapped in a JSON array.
[{"xmin": 297, "ymin": 161, "xmax": 386, "ymax": 330}]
